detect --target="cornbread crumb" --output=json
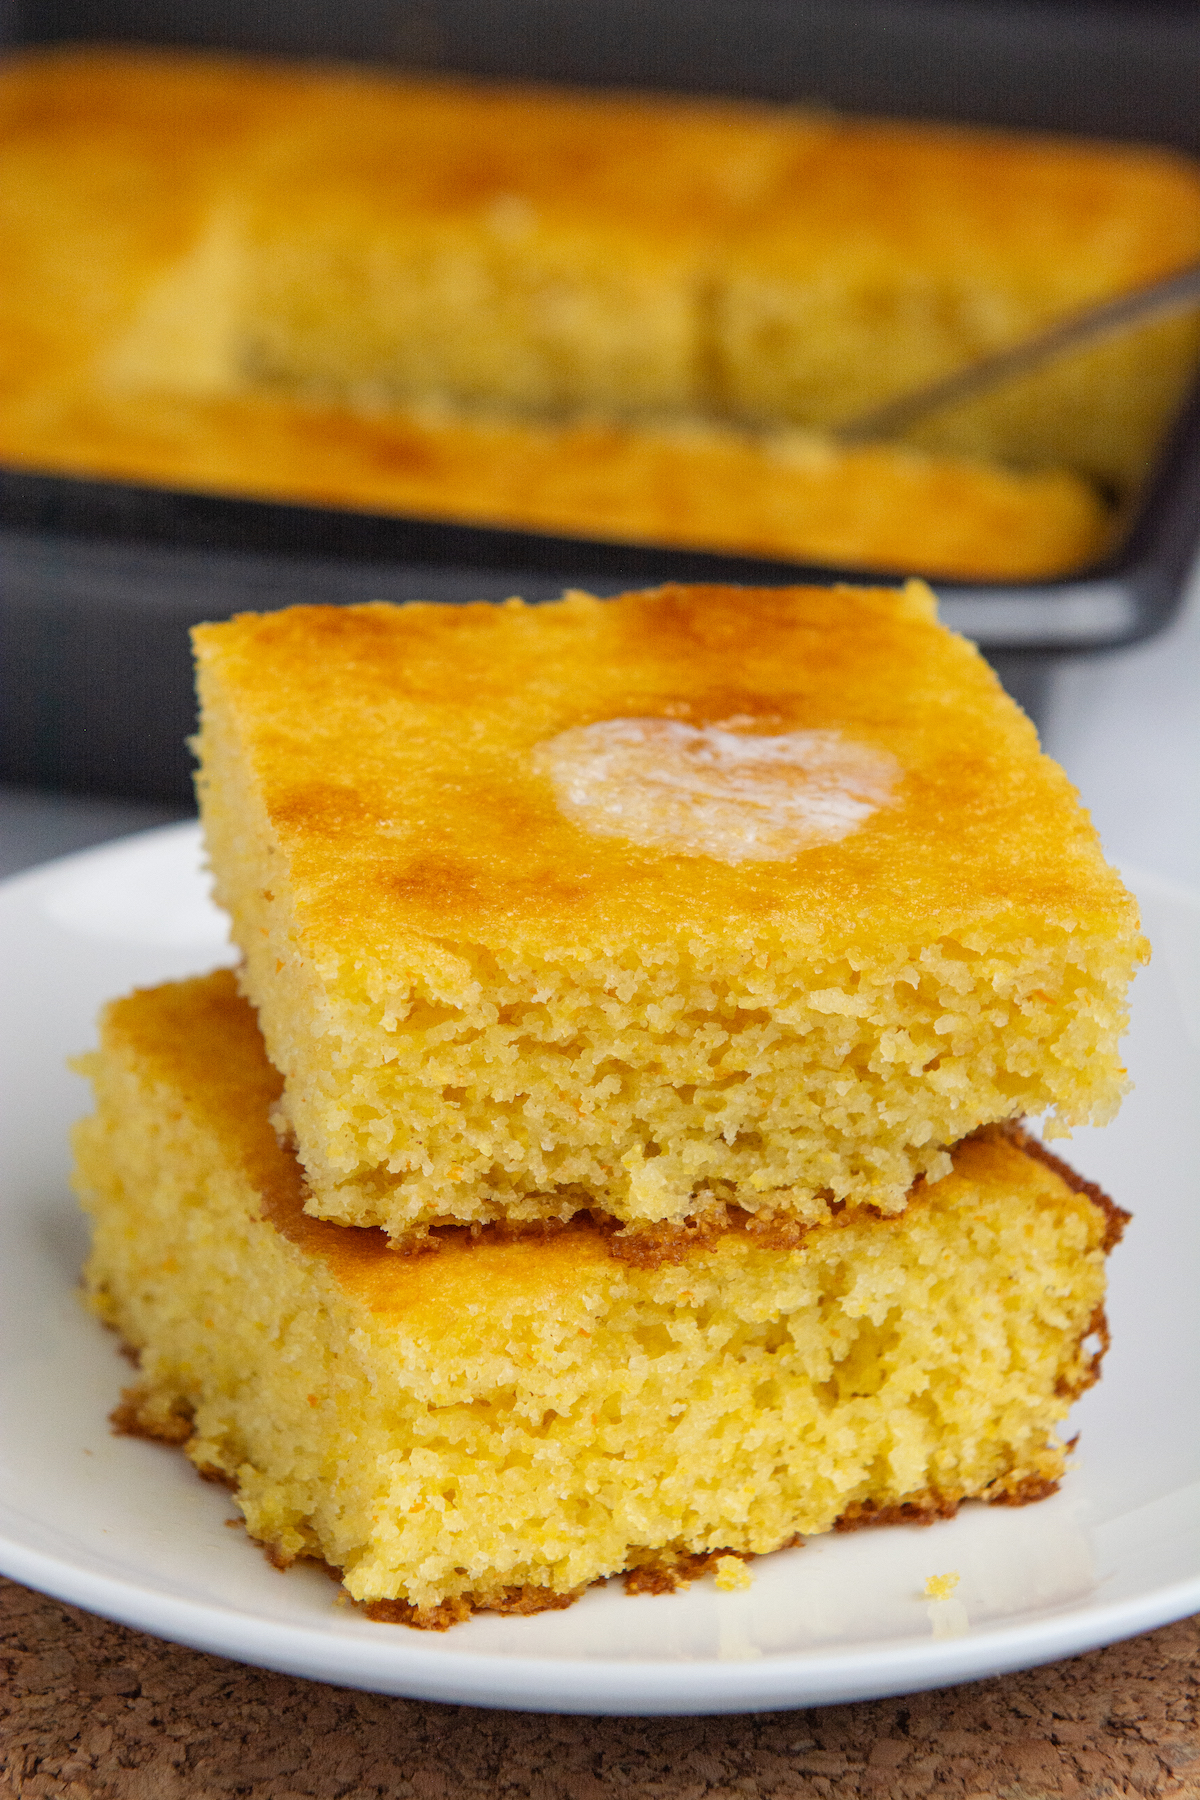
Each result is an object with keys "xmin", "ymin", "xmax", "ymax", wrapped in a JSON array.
[
  {"xmin": 714, "ymin": 1556, "xmax": 755, "ymax": 1592},
  {"xmin": 925, "ymin": 1571, "xmax": 961, "ymax": 1601},
  {"xmin": 73, "ymin": 971, "xmax": 1125, "ymax": 1623}
]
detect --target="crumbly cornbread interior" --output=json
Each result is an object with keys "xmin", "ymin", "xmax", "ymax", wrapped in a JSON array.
[
  {"xmin": 74, "ymin": 971, "xmax": 1122, "ymax": 1624},
  {"xmin": 4, "ymin": 48, "xmax": 1200, "ymax": 574},
  {"xmin": 192, "ymin": 582, "xmax": 1146, "ymax": 1243}
]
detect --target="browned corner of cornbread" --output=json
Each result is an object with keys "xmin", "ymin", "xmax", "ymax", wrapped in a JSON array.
[
  {"xmin": 997, "ymin": 1118, "xmax": 1131, "ymax": 1255},
  {"xmin": 72, "ymin": 969, "xmax": 1124, "ymax": 1624},
  {"xmin": 192, "ymin": 582, "xmax": 1145, "ymax": 1245}
]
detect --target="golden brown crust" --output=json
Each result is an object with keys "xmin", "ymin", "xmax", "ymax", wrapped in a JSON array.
[
  {"xmin": 983, "ymin": 1470, "xmax": 1065, "ymax": 1508},
  {"xmin": 387, "ymin": 1194, "xmax": 830, "ymax": 1266},
  {"xmin": 833, "ymin": 1468, "xmax": 1072, "ymax": 1530},
  {"xmin": 969, "ymin": 1124, "xmax": 1121, "ymax": 1406},
  {"xmin": 195, "ymin": 1464, "xmax": 238, "ymax": 1491},
  {"xmin": 109, "ymin": 1385, "xmax": 194, "ymax": 1446},
  {"xmin": 194, "ymin": 587, "xmax": 1142, "ymax": 959},
  {"xmin": 425, "ymin": 1125, "xmax": 1117, "ymax": 1272},
  {"xmin": 622, "ymin": 1547, "xmax": 755, "ymax": 1597},
  {"xmin": 1055, "ymin": 1303, "xmax": 1113, "ymax": 1402},
  {"xmin": 606, "ymin": 1205, "xmax": 818, "ymax": 1268},
  {"xmin": 990, "ymin": 1118, "xmax": 1131, "ymax": 1253},
  {"xmin": 834, "ymin": 1493, "xmax": 964, "ymax": 1532},
  {"xmin": 363, "ymin": 1587, "xmax": 585, "ymax": 1632}
]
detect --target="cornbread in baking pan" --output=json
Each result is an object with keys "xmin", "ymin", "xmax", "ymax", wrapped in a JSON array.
[
  {"xmin": 3, "ymin": 47, "xmax": 1199, "ymax": 572},
  {"xmin": 74, "ymin": 971, "xmax": 1123, "ymax": 1624},
  {"xmin": 192, "ymin": 582, "xmax": 1146, "ymax": 1243},
  {"xmin": 100, "ymin": 52, "xmax": 1200, "ymax": 492}
]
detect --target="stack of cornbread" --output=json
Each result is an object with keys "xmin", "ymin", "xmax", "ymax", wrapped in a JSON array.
[
  {"xmin": 73, "ymin": 581, "xmax": 1143, "ymax": 1627},
  {"xmin": 6, "ymin": 48, "xmax": 1200, "ymax": 577}
]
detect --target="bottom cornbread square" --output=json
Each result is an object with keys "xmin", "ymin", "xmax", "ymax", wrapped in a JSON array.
[{"xmin": 72, "ymin": 970, "xmax": 1124, "ymax": 1627}]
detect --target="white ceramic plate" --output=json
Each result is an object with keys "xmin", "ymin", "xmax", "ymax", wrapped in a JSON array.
[{"xmin": 1, "ymin": 823, "xmax": 1197, "ymax": 1715}]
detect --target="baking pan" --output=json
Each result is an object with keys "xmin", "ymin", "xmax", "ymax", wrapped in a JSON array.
[{"xmin": 4, "ymin": 0, "xmax": 1200, "ymax": 805}]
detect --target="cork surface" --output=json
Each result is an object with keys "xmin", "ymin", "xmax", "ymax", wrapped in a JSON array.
[{"xmin": 2, "ymin": 1579, "xmax": 1197, "ymax": 1799}]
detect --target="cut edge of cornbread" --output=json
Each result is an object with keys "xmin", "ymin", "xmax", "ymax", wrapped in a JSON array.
[
  {"xmin": 73, "ymin": 970, "xmax": 1126, "ymax": 1627},
  {"xmin": 192, "ymin": 585, "xmax": 1147, "ymax": 1244}
]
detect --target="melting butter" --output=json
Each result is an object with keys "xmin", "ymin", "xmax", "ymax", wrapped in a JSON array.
[{"xmin": 533, "ymin": 717, "xmax": 900, "ymax": 863}]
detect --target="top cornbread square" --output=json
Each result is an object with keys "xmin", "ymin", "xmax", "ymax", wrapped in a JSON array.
[{"xmin": 193, "ymin": 583, "xmax": 1144, "ymax": 1241}]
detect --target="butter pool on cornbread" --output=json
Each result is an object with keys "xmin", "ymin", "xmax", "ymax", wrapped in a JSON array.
[
  {"xmin": 74, "ymin": 970, "xmax": 1125, "ymax": 1624},
  {"xmin": 192, "ymin": 582, "xmax": 1146, "ymax": 1245}
]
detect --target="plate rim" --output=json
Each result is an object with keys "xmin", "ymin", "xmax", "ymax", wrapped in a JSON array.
[{"xmin": 3, "ymin": 1531, "xmax": 1200, "ymax": 1716}]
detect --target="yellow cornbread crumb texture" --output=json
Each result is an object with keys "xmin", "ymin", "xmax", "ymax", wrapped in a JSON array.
[
  {"xmin": 192, "ymin": 585, "xmax": 1146, "ymax": 1241},
  {"xmin": 74, "ymin": 972, "xmax": 1114, "ymax": 1618},
  {"xmin": 925, "ymin": 1571, "xmax": 961, "ymax": 1600},
  {"xmin": 714, "ymin": 1555, "xmax": 755, "ymax": 1592}
]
